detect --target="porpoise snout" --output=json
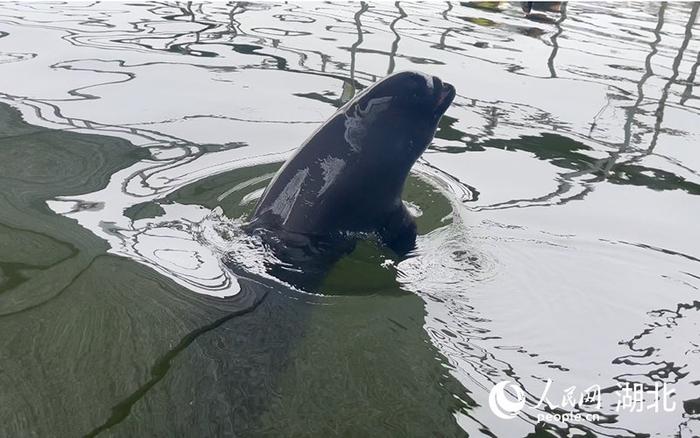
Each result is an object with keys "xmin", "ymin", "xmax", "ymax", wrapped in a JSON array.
[{"xmin": 432, "ymin": 76, "xmax": 456, "ymax": 115}]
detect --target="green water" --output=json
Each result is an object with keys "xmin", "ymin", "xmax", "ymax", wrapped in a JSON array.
[{"xmin": 0, "ymin": 102, "xmax": 467, "ymax": 436}]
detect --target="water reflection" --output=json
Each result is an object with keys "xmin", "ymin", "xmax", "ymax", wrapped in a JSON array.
[
  {"xmin": 546, "ymin": 2, "xmax": 566, "ymax": 78},
  {"xmin": 649, "ymin": 3, "xmax": 698, "ymax": 152},
  {"xmin": 0, "ymin": 1, "xmax": 698, "ymax": 437}
]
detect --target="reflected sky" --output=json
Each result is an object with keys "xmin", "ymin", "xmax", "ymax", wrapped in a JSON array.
[{"xmin": 0, "ymin": 2, "xmax": 698, "ymax": 437}]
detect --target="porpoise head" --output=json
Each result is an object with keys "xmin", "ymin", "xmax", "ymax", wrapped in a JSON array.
[
  {"xmin": 342, "ymin": 70, "xmax": 456, "ymax": 171},
  {"xmin": 245, "ymin": 71, "xmax": 456, "ymax": 287}
]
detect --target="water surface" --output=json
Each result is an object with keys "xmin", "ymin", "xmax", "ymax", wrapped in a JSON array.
[{"xmin": 0, "ymin": 2, "xmax": 699, "ymax": 437}]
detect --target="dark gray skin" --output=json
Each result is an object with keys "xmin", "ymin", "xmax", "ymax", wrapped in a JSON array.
[{"xmin": 247, "ymin": 71, "xmax": 456, "ymax": 259}]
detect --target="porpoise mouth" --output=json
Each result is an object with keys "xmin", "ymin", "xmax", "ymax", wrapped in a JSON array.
[{"xmin": 432, "ymin": 77, "xmax": 456, "ymax": 116}]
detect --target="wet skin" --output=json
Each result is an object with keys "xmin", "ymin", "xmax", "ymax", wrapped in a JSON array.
[{"xmin": 247, "ymin": 71, "xmax": 456, "ymax": 266}]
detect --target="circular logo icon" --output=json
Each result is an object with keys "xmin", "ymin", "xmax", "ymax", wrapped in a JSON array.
[{"xmin": 488, "ymin": 380, "xmax": 526, "ymax": 419}]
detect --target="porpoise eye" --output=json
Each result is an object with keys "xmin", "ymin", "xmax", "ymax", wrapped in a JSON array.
[
  {"xmin": 403, "ymin": 85, "xmax": 417, "ymax": 99},
  {"xmin": 404, "ymin": 79, "xmax": 422, "ymax": 101}
]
